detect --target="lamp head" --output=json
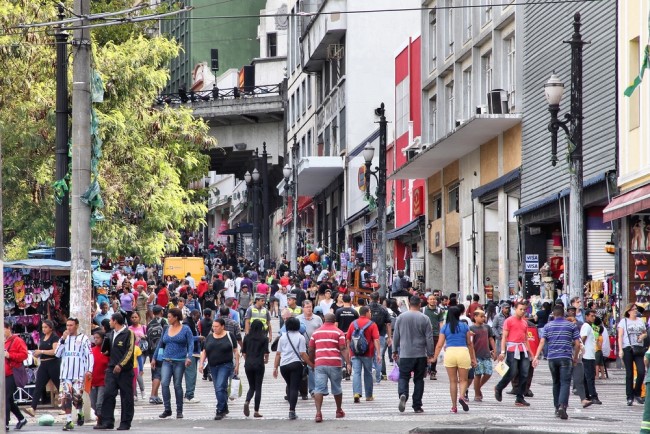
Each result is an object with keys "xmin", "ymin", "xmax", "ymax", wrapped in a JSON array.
[
  {"xmin": 283, "ymin": 164, "xmax": 291, "ymax": 180},
  {"xmin": 252, "ymin": 168, "xmax": 260, "ymax": 182},
  {"xmin": 244, "ymin": 171, "xmax": 252, "ymax": 184},
  {"xmin": 544, "ymin": 73, "xmax": 564, "ymax": 106},
  {"xmin": 362, "ymin": 144, "xmax": 375, "ymax": 164}
]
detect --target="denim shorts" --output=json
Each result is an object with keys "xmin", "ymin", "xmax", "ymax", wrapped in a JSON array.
[
  {"xmin": 314, "ymin": 365, "xmax": 342, "ymax": 396},
  {"xmin": 151, "ymin": 362, "xmax": 162, "ymax": 380},
  {"xmin": 474, "ymin": 357, "xmax": 493, "ymax": 376}
]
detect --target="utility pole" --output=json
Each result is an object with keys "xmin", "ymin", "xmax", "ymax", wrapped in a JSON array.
[
  {"xmin": 70, "ymin": 0, "xmax": 93, "ymax": 337},
  {"xmin": 55, "ymin": 4, "xmax": 70, "ymax": 261},
  {"xmin": 252, "ymin": 150, "xmax": 260, "ymax": 264},
  {"xmin": 261, "ymin": 143, "xmax": 270, "ymax": 269},
  {"xmin": 291, "ymin": 137, "xmax": 298, "ymax": 273},
  {"xmin": 376, "ymin": 104, "xmax": 388, "ymax": 298}
]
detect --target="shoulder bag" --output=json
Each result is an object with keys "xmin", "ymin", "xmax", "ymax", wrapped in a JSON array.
[
  {"xmin": 625, "ymin": 318, "xmax": 647, "ymax": 356},
  {"xmin": 286, "ymin": 333, "xmax": 309, "ymax": 380}
]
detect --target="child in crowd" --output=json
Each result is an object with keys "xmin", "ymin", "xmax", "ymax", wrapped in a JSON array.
[{"xmin": 90, "ymin": 331, "xmax": 109, "ymax": 426}]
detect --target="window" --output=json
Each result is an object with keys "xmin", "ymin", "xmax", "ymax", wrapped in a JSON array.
[
  {"xmin": 396, "ymin": 77, "xmax": 410, "ymax": 137},
  {"xmin": 446, "ymin": 82, "xmax": 455, "ymax": 132},
  {"xmin": 296, "ymin": 87, "xmax": 301, "ymax": 120},
  {"xmin": 332, "ymin": 116, "xmax": 338, "ymax": 154},
  {"xmin": 629, "ymin": 37, "xmax": 640, "ymax": 130},
  {"xmin": 324, "ymin": 125, "xmax": 331, "ymax": 156},
  {"xmin": 316, "ymin": 74, "xmax": 323, "ymax": 105},
  {"xmin": 463, "ymin": 0, "xmax": 472, "ymax": 41},
  {"xmin": 429, "ymin": 96, "xmax": 437, "ymax": 142},
  {"xmin": 290, "ymin": 94, "xmax": 295, "ymax": 126},
  {"xmin": 307, "ymin": 129, "xmax": 313, "ymax": 156},
  {"xmin": 267, "ymin": 33, "xmax": 277, "ymax": 57},
  {"xmin": 463, "ymin": 68, "xmax": 472, "ymax": 119},
  {"xmin": 448, "ymin": 183, "xmax": 460, "ymax": 213},
  {"xmin": 482, "ymin": 52, "xmax": 493, "ymax": 98},
  {"xmin": 429, "ymin": 11, "xmax": 437, "ymax": 71},
  {"xmin": 432, "ymin": 195, "xmax": 442, "ymax": 220},
  {"xmin": 301, "ymin": 136, "xmax": 306, "ymax": 159},
  {"xmin": 481, "ymin": 0, "xmax": 492, "ymax": 26},
  {"xmin": 339, "ymin": 108, "xmax": 346, "ymax": 151},
  {"xmin": 324, "ymin": 62, "xmax": 331, "ymax": 95},
  {"xmin": 446, "ymin": 1, "xmax": 454, "ymax": 56},
  {"xmin": 307, "ymin": 76, "xmax": 312, "ymax": 108},
  {"xmin": 505, "ymin": 35, "xmax": 516, "ymax": 110},
  {"xmin": 301, "ymin": 80, "xmax": 307, "ymax": 115},
  {"xmin": 401, "ymin": 180, "xmax": 407, "ymax": 201}
]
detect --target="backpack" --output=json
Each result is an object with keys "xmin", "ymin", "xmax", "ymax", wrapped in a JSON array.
[
  {"xmin": 350, "ymin": 319, "xmax": 373, "ymax": 355},
  {"xmin": 146, "ymin": 318, "xmax": 164, "ymax": 355}
]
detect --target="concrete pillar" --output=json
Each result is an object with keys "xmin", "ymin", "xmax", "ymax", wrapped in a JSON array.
[{"xmin": 498, "ymin": 189, "xmax": 509, "ymax": 301}]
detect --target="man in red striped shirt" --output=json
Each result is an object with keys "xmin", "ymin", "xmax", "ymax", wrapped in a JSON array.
[{"xmin": 309, "ymin": 313, "xmax": 350, "ymax": 423}]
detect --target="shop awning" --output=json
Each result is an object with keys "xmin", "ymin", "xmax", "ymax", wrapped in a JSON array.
[
  {"xmin": 4, "ymin": 259, "xmax": 71, "ymax": 271},
  {"xmin": 603, "ymin": 184, "xmax": 650, "ymax": 222},
  {"xmin": 471, "ymin": 168, "xmax": 520, "ymax": 200},
  {"xmin": 364, "ymin": 218, "xmax": 378, "ymax": 230},
  {"xmin": 386, "ymin": 215, "xmax": 424, "ymax": 240},
  {"xmin": 281, "ymin": 196, "xmax": 313, "ymax": 226},
  {"xmin": 219, "ymin": 223, "xmax": 253, "ymax": 235}
]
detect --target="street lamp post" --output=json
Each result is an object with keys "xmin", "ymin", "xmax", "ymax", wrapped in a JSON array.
[
  {"xmin": 362, "ymin": 103, "xmax": 388, "ymax": 298},
  {"xmin": 544, "ymin": 12, "xmax": 585, "ymax": 300},
  {"xmin": 260, "ymin": 143, "xmax": 270, "ymax": 268},
  {"xmin": 283, "ymin": 136, "xmax": 299, "ymax": 272},
  {"xmin": 244, "ymin": 164, "xmax": 261, "ymax": 264}
]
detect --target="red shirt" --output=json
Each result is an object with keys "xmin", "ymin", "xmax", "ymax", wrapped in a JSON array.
[
  {"xmin": 309, "ymin": 322, "xmax": 346, "ymax": 367},
  {"xmin": 257, "ymin": 283, "xmax": 269, "ymax": 295},
  {"xmin": 345, "ymin": 317, "xmax": 379, "ymax": 358},
  {"xmin": 157, "ymin": 288, "xmax": 169, "ymax": 307},
  {"xmin": 4, "ymin": 335, "xmax": 28, "ymax": 377},
  {"xmin": 91, "ymin": 345, "xmax": 109, "ymax": 386},
  {"xmin": 503, "ymin": 315, "xmax": 528, "ymax": 352},
  {"xmin": 280, "ymin": 276, "xmax": 290, "ymax": 287},
  {"xmin": 197, "ymin": 281, "xmax": 209, "ymax": 299},
  {"xmin": 467, "ymin": 302, "xmax": 481, "ymax": 318},
  {"xmin": 527, "ymin": 325, "xmax": 540, "ymax": 355}
]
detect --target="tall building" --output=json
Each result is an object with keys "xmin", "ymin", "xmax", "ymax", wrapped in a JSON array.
[
  {"xmin": 161, "ymin": 0, "xmax": 267, "ymax": 93},
  {"xmin": 394, "ymin": 0, "xmax": 523, "ymax": 301}
]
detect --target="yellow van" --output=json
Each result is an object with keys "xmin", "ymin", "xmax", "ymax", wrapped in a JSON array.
[{"xmin": 163, "ymin": 257, "xmax": 205, "ymax": 281}]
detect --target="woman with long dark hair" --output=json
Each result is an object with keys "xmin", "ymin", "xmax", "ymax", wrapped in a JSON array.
[
  {"xmin": 433, "ymin": 306, "xmax": 477, "ymax": 413},
  {"xmin": 26, "ymin": 320, "xmax": 61, "ymax": 416},
  {"xmin": 242, "ymin": 320, "xmax": 270, "ymax": 417}
]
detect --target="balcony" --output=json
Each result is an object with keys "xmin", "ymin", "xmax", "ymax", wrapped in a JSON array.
[
  {"xmin": 296, "ymin": 156, "xmax": 344, "ymax": 196},
  {"xmin": 301, "ymin": 0, "xmax": 347, "ymax": 73},
  {"xmin": 389, "ymin": 114, "xmax": 522, "ymax": 180}
]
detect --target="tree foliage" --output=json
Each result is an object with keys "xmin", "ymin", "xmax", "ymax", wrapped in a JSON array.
[{"xmin": 0, "ymin": 1, "xmax": 214, "ymax": 262}]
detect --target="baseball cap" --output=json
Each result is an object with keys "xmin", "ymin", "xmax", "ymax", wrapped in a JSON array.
[
  {"xmin": 152, "ymin": 306, "xmax": 163, "ymax": 314},
  {"xmin": 288, "ymin": 294, "xmax": 297, "ymax": 299}
]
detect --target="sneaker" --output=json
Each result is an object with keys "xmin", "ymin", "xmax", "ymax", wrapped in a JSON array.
[
  {"xmin": 149, "ymin": 397, "xmax": 158, "ymax": 405},
  {"xmin": 354, "ymin": 394, "xmax": 361, "ymax": 403},
  {"xmin": 494, "ymin": 387, "xmax": 503, "ymax": 402},
  {"xmin": 176, "ymin": 412, "xmax": 183, "ymax": 419},
  {"xmin": 515, "ymin": 398, "xmax": 531, "ymax": 407},
  {"xmin": 429, "ymin": 373, "xmax": 436, "ymax": 380},
  {"xmin": 627, "ymin": 399, "xmax": 634, "ymax": 406},
  {"xmin": 558, "ymin": 407, "xmax": 568, "ymax": 420},
  {"xmin": 158, "ymin": 410, "xmax": 172, "ymax": 419},
  {"xmin": 63, "ymin": 421, "xmax": 74, "ymax": 431},
  {"xmin": 413, "ymin": 408, "xmax": 424, "ymax": 413},
  {"xmin": 214, "ymin": 411, "xmax": 224, "ymax": 421},
  {"xmin": 16, "ymin": 419, "xmax": 27, "ymax": 430},
  {"xmin": 243, "ymin": 401, "xmax": 250, "ymax": 417},
  {"xmin": 24, "ymin": 407, "xmax": 35, "ymax": 417},
  {"xmin": 591, "ymin": 398, "xmax": 602, "ymax": 405},
  {"xmin": 555, "ymin": 409, "xmax": 560, "ymax": 418},
  {"xmin": 288, "ymin": 411, "xmax": 297, "ymax": 420},
  {"xmin": 636, "ymin": 396, "xmax": 646, "ymax": 405},
  {"xmin": 398, "ymin": 394, "xmax": 407, "ymax": 413},
  {"xmin": 155, "ymin": 397, "xmax": 163, "ymax": 404},
  {"xmin": 185, "ymin": 397, "xmax": 200, "ymax": 404},
  {"xmin": 366, "ymin": 396, "xmax": 375, "ymax": 402},
  {"xmin": 77, "ymin": 414, "xmax": 85, "ymax": 426},
  {"xmin": 506, "ymin": 388, "xmax": 517, "ymax": 395},
  {"xmin": 524, "ymin": 390, "xmax": 534, "ymax": 398},
  {"xmin": 345, "ymin": 373, "xmax": 350, "ymax": 381}
]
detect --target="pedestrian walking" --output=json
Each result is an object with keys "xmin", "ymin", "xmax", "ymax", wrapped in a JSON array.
[
  {"xmin": 96, "ymin": 313, "xmax": 135, "ymax": 431},
  {"xmin": 470, "ymin": 310, "xmax": 496, "ymax": 402},
  {"xmin": 56, "ymin": 317, "xmax": 94, "ymax": 431},
  {"xmin": 347, "ymin": 306, "xmax": 380, "ymax": 402},
  {"xmin": 433, "ymin": 306, "xmax": 477, "ymax": 413},
  {"xmin": 198, "ymin": 317, "xmax": 239, "ymax": 420},
  {"xmin": 494, "ymin": 301, "xmax": 533, "ymax": 407},
  {"xmin": 422, "ymin": 294, "xmax": 444, "ymax": 381},
  {"xmin": 297, "ymin": 300, "xmax": 323, "ymax": 396},
  {"xmin": 618, "ymin": 303, "xmax": 648, "ymax": 406},
  {"xmin": 128, "ymin": 312, "xmax": 147, "ymax": 401},
  {"xmin": 25, "ymin": 319, "xmax": 60, "ymax": 417},
  {"xmin": 154, "ymin": 308, "xmax": 194, "ymax": 420},
  {"xmin": 532, "ymin": 304, "xmax": 582, "ymax": 419},
  {"xmin": 146, "ymin": 306, "xmax": 167, "ymax": 404},
  {"xmin": 492, "ymin": 303, "xmax": 510, "ymax": 357},
  {"xmin": 273, "ymin": 317, "xmax": 313, "ymax": 420},
  {"xmin": 368, "ymin": 292, "xmax": 392, "ymax": 383},
  {"xmin": 90, "ymin": 330, "xmax": 109, "ymax": 427},
  {"xmin": 4, "ymin": 320, "xmax": 29, "ymax": 431},
  {"xmin": 309, "ymin": 313, "xmax": 348, "ymax": 423},
  {"xmin": 581, "ymin": 309, "xmax": 602, "ymax": 405},
  {"xmin": 392, "ymin": 296, "xmax": 435, "ymax": 414},
  {"xmin": 642, "ymin": 348, "xmax": 650, "ymax": 433},
  {"xmin": 241, "ymin": 320, "xmax": 269, "ymax": 418},
  {"xmin": 183, "ymin": 310, "xmax": 202, "ymax": 404}
]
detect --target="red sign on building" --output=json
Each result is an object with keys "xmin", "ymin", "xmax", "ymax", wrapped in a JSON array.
[{"xmin": 413, "ymin": 186, "xmax": 424, "ymax": 216}]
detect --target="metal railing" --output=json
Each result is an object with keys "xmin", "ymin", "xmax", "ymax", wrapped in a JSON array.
[{"xmin": 154, "ymin": 84, "xmax": 283, "ymax": 106}]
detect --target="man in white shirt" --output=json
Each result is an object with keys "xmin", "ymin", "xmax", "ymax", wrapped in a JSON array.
[
  {"xmin": 185, "ymin": 272, "xmax": 196, "ymax": 289},
  {"xmin": 234, "ymin": 273, "xmax": 244, "ymax": 294},
  {"xmin": 224, "ymin": 272, "xmax": 236, "ymax": 299},
  {"xmin": 581, "ymin": 309, "xmax": 601, "ymax": 404}
]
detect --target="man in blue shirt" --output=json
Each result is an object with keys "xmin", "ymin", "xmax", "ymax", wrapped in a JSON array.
[{"xmin": 532, "ymin": 305, "xmax": 581, "ymax": 420}]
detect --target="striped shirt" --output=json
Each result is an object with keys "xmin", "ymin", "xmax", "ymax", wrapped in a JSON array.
[
  {"xmin": 540, "ymin": 317, "xmax": 579, "ymax": 360},
  {"xmin": 56, "ymin": 334, "xmax": 94, "ymax": 380},
  {"xmin": 309, "ymin": 322, "xmax": 346, "ymax": 367}
]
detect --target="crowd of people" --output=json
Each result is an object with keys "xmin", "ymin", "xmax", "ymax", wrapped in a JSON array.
[{"xmin": 4, "ymin": 251, "xmax": 650, "ymax": 431}]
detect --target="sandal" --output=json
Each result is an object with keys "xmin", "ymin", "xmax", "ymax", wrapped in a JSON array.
[
  {"xmin": 254, "ymin": 412, "xmax": 263, "ymax": 418},
  {"xmin": 450, "ymin": 407, "xmax": 458, "ymax": 413},
  {"xmin": 459, "ymin": 397, "xmax": 470, "ymax": 412},
  {"xmin": 336, "ymin": 409, "xmax": 345, "ymax": 418},
  {"xmin": 315, "ymin": 413, "xmax": 323, "ymax": 423}
]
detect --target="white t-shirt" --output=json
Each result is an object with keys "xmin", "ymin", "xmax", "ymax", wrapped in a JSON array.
[
  {"xmin": 224, "ymin": 279, "xmax": 235, "ymax": 299},
  {"xmin": 319, "ymin": 299, "xmax": 333, "ymax": 314},
  {"xmin": 278, "ymin": 332, "xmax": 306, "ymax": 366},
  {"xmin": 235, "ymin": 277, "xmax": 243, "ymax": 293},
  {"xmin": 580, "ymin": 322, "xmax": 595, "ymax": 360},
  {"xmin": 618, "ymin": 318, "xmax": 646, "ymax": 348},
  {"xmin": 276, "ymin": 291, "xmax": 288, "ymax": 310}
]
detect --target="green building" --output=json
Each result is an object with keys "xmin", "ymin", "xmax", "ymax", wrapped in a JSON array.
[{"xmin": 161, "ymin": 0, "xmax": 267, "ymax": 93}]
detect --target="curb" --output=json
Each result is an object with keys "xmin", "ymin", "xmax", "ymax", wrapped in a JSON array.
[{"xmin": 410, "ymin": 427, "xmax": 626, "ymax": 434}]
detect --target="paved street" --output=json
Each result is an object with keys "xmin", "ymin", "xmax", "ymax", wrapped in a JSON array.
[{"xmin": 13, "ymin": 319, "xmax": 644, "ymax": 433}]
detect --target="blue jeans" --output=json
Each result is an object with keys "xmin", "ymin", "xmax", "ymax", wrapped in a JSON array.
[
  {"xmin": 209, "ymin": 362, "xmax": 233, "ymax": 413},
  {"xmin": 307, "ymin": 366, "xmax": 315, "ymax": 394},
  {"xmin": 352, "ymin": 356, "xmax": 374, "ymax": 397},
  {"xmin": 161, "ymin": 360, "xmax": 186, "ymax": 413},
  {"xmin": 184, "ymin": 357, "xmax": 199, "ymax": 400},
  {"xmin": 373, "ymin": 336, "xmax": 387, "ymax": 382},
  {"xmin": 496, "ymin": 352, "xmax": 530, "ymax": 401},
  {"xmin": 548, "ymin": 358, "xmax": 573, "ymax": 409}
]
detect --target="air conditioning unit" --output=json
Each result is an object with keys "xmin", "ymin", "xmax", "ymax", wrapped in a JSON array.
[
  {"xmin": 327, "ymin": 44, "xmax": 344, "ymax": 60},
  {"xmin": 455, "ymin": 119, "xmax": 464, "ymax": 127},
  {"xmin": 476, "ymin": 105, "xmax": 488, "ymax": 115},
  {"xmin": 487, "ymin": 89, "xmax": 510, "ymax": 114}
]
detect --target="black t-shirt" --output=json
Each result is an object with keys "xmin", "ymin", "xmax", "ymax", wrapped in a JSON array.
[
  {"xmin": 203, "ymin": 290, "xmax": 217, "ymax": 311},
  {"xmin": 212, "ymin": 279, "xmax": 224, "ymax": 293},
  {"xmin": 291, "ymin": 288, "xmax": 307, "ymax": 306},
  {"xmin": 39, "ymin": 333, "xmax": 59, "ymax": 361},
  {"xmin": 369, "ymin": 302, "xmax": 391, "ymax": 335},
  {"xmin": 204, "ymin": 332, "xmax": 237, "ymax": 367},
  {"xmin": 335, "ymin": 307, "xmax": 359, "ymax": 333},
  {"xmin": 242, "ymin": 335, "xmax": 269, "ymax": 369}
]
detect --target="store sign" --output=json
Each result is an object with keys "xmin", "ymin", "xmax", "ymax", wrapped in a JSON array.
[
  {"xmin": 525, "ymin": 254, "xmax": 539, "ymax": 272},
  {"xmin": 358, "ymin": 166, "xmax": 366, "ymax": 191},
  {"xmin": 413, "ymin": 186, "xmax": 424, "ymax": 216}
]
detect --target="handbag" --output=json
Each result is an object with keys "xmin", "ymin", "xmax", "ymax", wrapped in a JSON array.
[
  {"xmin": 8, "ymin": 338, "xmax": 29, "ymax": 388},
  {"xmin": 625, "ymin": 319, "xmax": 647, "ymax": 356},
  {"xmin": 286, "ymin": 333, "xmax": 309, "ymax": 380}
]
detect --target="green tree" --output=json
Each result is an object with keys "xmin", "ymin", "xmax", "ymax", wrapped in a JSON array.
[{"xmin": 0, "ymin": 1, "xmax": 214, "ymax": 262}]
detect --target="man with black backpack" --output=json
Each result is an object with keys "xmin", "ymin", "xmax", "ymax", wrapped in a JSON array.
[
  {"xmin": 369, "ymin": 292, "xmax": 392, "ymax": 383},
  {"xmin": 346, "ymin": 306, "xmax": 380, "ymax": 403},
  {"xmin": 147, "ymin": 306, "xmax": 167, "ymax": 404}
]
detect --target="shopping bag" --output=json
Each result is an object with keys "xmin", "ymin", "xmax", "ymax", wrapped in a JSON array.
[
  {"xmin": 228, "ymin": 375, "xmax": 242, "ymax": 400},
  {"xmin": 495, "ymin": 360, "xmax": 509, "ymax": 377},
  {"xmin": 388, "ymin": 364, "xmax": 400, "ymax": 382}
]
